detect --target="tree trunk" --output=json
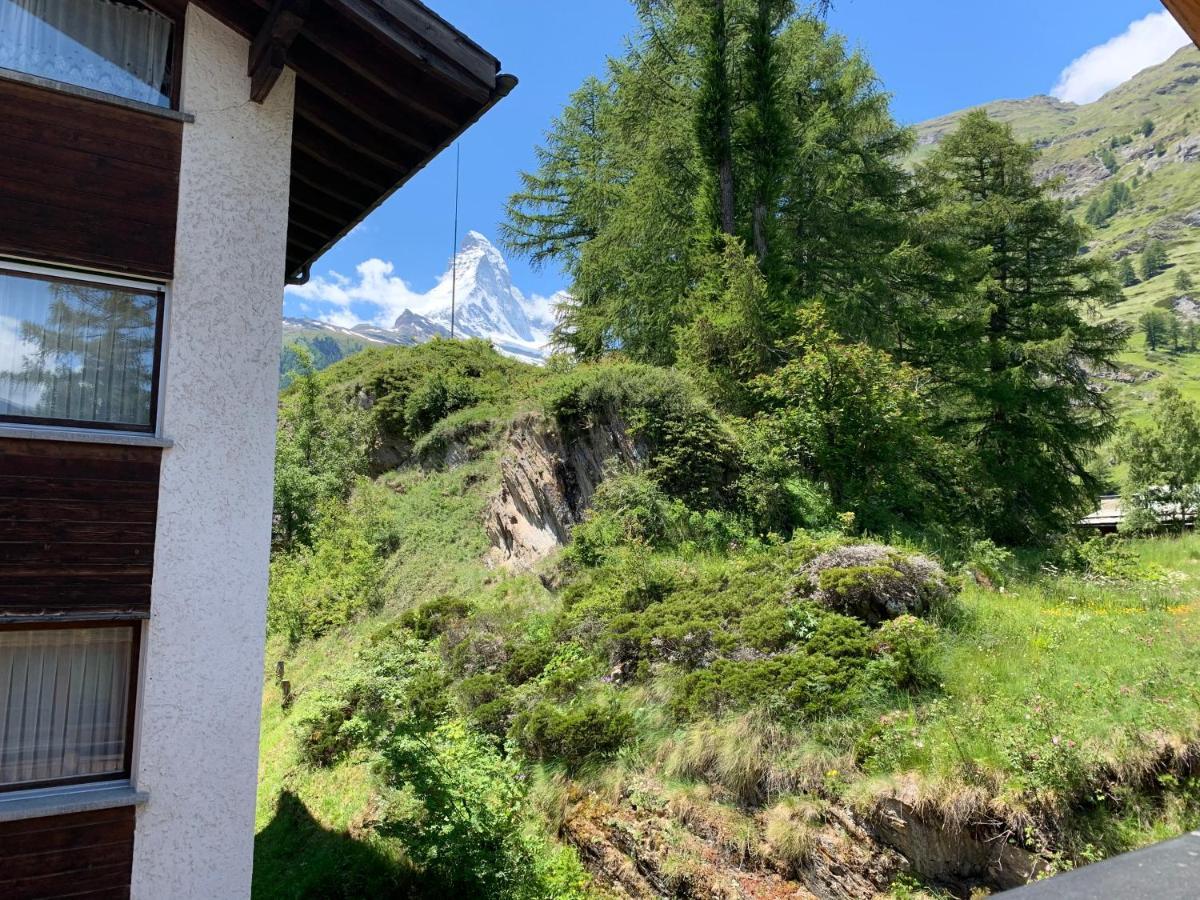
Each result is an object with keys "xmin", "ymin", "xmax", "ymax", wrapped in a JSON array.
[{"xmin": 714, "ymin": 0, "xmax": 736, "ymax": 235}]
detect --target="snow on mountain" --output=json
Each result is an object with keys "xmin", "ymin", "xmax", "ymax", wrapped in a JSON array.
[
  {"xmin": 286, "ymin": 232, "xmax": 558, "ymax": 364},
  {"xmin": 397, "ymin": 231, "xmax": 553, "ymax": 362}
]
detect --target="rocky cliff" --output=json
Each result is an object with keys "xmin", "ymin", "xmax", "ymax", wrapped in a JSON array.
[{"xmin": 484, "ymin": 410, "xmax": 646, "ymax": 570}]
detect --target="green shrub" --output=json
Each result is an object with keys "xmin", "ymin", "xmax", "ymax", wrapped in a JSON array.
[
  {"xmin": 376, "ymin": 720, "xmax": 591, "ymax": 899},
  {"xmin": 511, "ymin": 693, "xmax": 635, "ymax": 770},
  {"xmin": 871, "ymin": 615, "xmax": 941, "ymax": 691},
  {"xmin": 458, "ymin": 673, "xmax": 515, "ymax": 740},
  {"xmin": 267, "ymin": 489, "xmax": 390, "ymax": 644},
  {"xmin": 273, "ymin": 347, "xmax": 376, "ymax": 549},
  {"xmin": 403, "ymin": 373, "xmax": 483, "ymax": 439},
  {"xmin": 297, "ymin": 634, "xmax": 450, "ymax": 767},
  {"xmin": 543, "ymin": 362, "xmax": 738, "ymax": 508},
  {"xmin": 502, "ymin": 636, "xmax": 558, "ymax": 686},
  {"xmin": 400, "ymin": 595, "xmax": 474, "ymax": 640}
]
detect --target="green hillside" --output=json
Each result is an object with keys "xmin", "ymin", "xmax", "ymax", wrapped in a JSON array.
[{"xmin": 915, "ymin": 46, "xmax": 1200, "ymax": 435}]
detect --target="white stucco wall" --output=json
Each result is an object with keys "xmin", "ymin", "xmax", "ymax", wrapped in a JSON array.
[{"xmin": 131, "ymin": 7, "xmax": 294, "ymax": 898}]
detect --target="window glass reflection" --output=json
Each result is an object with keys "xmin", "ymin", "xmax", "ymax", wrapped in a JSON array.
[{"xmin": 0, "ymin": 269, "xmax": 160, "ymax": 429}]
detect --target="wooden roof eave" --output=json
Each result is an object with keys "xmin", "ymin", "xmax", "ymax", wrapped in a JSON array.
[{"xmin": 187, "ymin": 0, "xmax": 513, "ymax": 283}]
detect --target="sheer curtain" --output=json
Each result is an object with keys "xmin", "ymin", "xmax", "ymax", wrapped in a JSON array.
[
  {"xmin": 0, "ymin": 628, "xmax": 133, "ymax": 788},
  {"xmin": 0, "ymin": 270, "xmax": 160, "ymax": 429},
  {"xmin": 0, "ymin": 0, "xmax": 173, "ymax": 106}
]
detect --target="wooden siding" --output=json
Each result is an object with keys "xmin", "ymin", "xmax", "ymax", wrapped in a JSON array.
[
  {"xmin": 0, "ymin": 77, "xmax": 182, "ymax": 279},
  {"xmin": 0, "ymin": 440, "xmax": 161, "ymax": 620},
  {"xmin": 1164, "ymin": 1, "xmax": 1200, "ymax": 50},
  {"xmin": 0, "ymin": 806, "xmax": 135, "ymax": 899}
]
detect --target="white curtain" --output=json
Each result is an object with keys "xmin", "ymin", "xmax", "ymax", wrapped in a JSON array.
[
  {"xmin": 0, "ymin": 270, "xmax": 159, "ymax": 428},
  {"xmin": 0, "ymin": 0, "xmax": 172, "ymax": 106},
  {"xmin": 0, "ymin": 628, "xmax": 133, "ymax": 788}
]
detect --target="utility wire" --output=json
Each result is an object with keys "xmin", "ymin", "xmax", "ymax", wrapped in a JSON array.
[{"xmin": 450, "ymin": 142, "xmax": 461, "ymax": 339}]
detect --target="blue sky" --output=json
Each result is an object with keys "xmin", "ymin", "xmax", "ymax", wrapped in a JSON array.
[{"xmin": 285, "ymin": 0, "xmax": 1188, "ymax": 324}]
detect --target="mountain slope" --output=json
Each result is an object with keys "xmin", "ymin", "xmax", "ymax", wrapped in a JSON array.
[{"xmin": 914, "ymin": 45, "xmax": 1200, "ymax": 431}]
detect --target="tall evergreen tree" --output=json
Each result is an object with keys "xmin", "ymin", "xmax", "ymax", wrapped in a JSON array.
[
  {"xmin": 1141, "ymin": 240, "xmax": 1169, "ymax": 281},
  {"xmin": 916, "ymin": 111, "xmax": 1128, "ymax": 543},
  {"xmin": 501, "ymin": 77, "xmax": 618, "ymax": 280},
  {"xmin": 1140, "ymin": 310, "xmax": 1171, "ymax": 351},
  {"xmin": 1175, "ymin": 268, "xmax": 1193, "ymax": 294},
  {"xmin": 695, "ymin": 0, "xmax": 738, "ymax": 236},
  {"xmin": 1117, "ymin": 256, "xmax": 1138, "ymax": 287}
]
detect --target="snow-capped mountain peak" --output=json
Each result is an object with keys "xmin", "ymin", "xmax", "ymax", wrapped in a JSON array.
[
  {"xmin": 390, "ymin": 231, "xmax": 551, "ymax": 359},
  {"xmin": 286, "ymin": 231, "xmax": 562, "ymax": 365}
]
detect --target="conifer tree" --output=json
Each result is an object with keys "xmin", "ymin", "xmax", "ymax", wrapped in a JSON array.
[
  {"xmin": 1140, "ymin": 310, "xmax": 1171, "ymax": 351},
  {"xmin": 1117, "ymin": 256, "xmax": 1138, "ymax": 287},
  {"xmin": 1176, "ymin": 268, "xmax": 1193, "ymax": 294},
  {"xmin": 1141, "ymin": 240, "xmax": 1169, "ymax": 280},
  {"xmin": 916, "ymin": 111, "xmax": 1127, "ymax": 542},
  {"xmin": 695, "ymin": 0, "xmax": 738, "ymax": 236}
]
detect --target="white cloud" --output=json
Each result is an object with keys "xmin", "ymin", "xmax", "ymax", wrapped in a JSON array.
[
  {"xmin": 525, "ymin": 291, "xmax": 567, "ymax": 331},
  {"xmin": 1052, "ymin": 10, "xmax": 1191, "ymax": 105},
  {"xmin": 286, "ymin": 258, "xmax": 430, "ymax": 327}
]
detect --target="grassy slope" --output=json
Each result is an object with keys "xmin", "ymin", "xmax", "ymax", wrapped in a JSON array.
[
  {"xmin": 254, "ymin": 346, "xmax": 1200, "ymax": 896},
  {"xmin": 914, "ymin": 46, "xmax": 1200, "ymax": 439}
]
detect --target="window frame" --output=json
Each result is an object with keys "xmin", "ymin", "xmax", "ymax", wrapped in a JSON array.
[
  {"xmin": 0, "ymin": 621, "xmax": 141, "ymax": 795},
  {"xmin": 0, "ymin": 0, "xmax": 185, "ymax": 111},
  {"xmin": 0, "ymin": 261, "xmax": 167, "ymax": 435}
]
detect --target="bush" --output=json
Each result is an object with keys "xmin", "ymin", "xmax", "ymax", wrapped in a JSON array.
[
  {"xmin": 458, "ymin": 673, "xmax": 514, "ymax": 740},
  {"xmin": 403, "ymin": 373, "xmax": 482, "ymax": 439},
  {"xmin": 273, "ymin": 348, "xmax": 376, "ymax": 549},
  {"xmin": 511, "ymin": 693, "xmax": 635, "ymax": 770},
  {"xmin": 871, "ymin": 615, "xmax": 941, "ymax": 691},
  {"xmin": 267, "ymin": 488, "xmax": 390, "ymax": 644},
  {"xmin": 400, "ymin": 595, "xmax": 474, "ymax": 640},
  {"xmin": 297, "ymin": 634, "xmax": 450, "ymax": 767},
  {"xmin": 569, "ymin": 473, "xmax": 758, "ymax": 566},
  {"xmin": 543, "ymin": 362, "xmax": 738, "ymax": 508},
  {"xmin": 797, "ymin": 544, "xmax": 956, "ymax": 624},
  {"xmin": 670, "ymin": 614, "xmax": 877, "ymax": 723}
]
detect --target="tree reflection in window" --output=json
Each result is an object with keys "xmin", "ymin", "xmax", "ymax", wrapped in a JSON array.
[{"xmin": 0, "ymin": 270, "xmax": 160, "ymax": 429}]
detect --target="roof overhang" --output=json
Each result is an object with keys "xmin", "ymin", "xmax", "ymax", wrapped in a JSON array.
[
  {"xmin": 185, "ymin": 0, "xmax": 515, "ymax": 282},
  {"xmin": 1163, "ymin": 1, "xmax": 1200, "ymax": 50}
]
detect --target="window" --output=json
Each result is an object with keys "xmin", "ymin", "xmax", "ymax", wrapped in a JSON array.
[
  {"xmin": 0, "ymin": 266, "xmax": 164, "ymax": 432},
  {"xmin": 0, "ymin": 625, "xmax": 138, "ymax": 792},
  {"xmin": 0, "ymin": 0, "xmax": 177, "ymax": 108}
]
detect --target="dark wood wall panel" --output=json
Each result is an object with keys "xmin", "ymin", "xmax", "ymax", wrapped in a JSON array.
[
  {"xmin": 0, "ymin": 439, "xmax": 161, "ymax": 620},
  {"xmin": 0, "ymin": 77, "xmax": 182, "ymax": 279},
  {"xmin": 0, "ymin": 806, "xmax": 135, "ymax": 899}
]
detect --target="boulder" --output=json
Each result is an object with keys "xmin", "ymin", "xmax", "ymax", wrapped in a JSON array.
[{"xmin": 797, "ymin": 544, "xmax": 955, "ymax": 624}]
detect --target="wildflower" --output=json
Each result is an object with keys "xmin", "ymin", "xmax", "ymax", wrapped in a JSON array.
[{"xmin": 1052, "ymin": 736, "xmax": 1061, "ymax": 746}]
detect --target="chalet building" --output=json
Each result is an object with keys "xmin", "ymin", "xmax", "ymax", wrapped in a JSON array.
[{"xmin": 0, "ymin": 2, "xmax": 512, "ymax": 897}]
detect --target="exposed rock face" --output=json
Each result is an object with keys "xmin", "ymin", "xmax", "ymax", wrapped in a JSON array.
[
  {"xmin": 484, "ymin": 411, "xmax": 644, "ymax": 570},
  {"xmin": 797, "ymin": 544, "xmax": 955, "ymax": 625},
  {"xmin": 1175, "ymin": 296, "xmax": 1200, "ymax": 322},
  {"xmin": 557, "ymin": 778, "xmax": 1051, "ymax": 899},
  {"xmin": 870, "ymin": 797, "xmax": 1045, "ymax": 892}
]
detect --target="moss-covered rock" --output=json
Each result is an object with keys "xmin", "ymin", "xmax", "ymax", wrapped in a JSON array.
[{"xmin": 796, "ymin": 544, "xmax": 955, "ymax": 625}]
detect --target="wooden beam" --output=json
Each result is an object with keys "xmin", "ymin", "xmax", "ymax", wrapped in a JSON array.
[
  {"xmin": 328, "ymin": 0, "xmax": 493, "ymax": 100},
  {"xmin": 248, "ymin": 0, "xmax": 310, "ymax": 103},
  {"xmin": 291, "ymin": 16, "xmax": 469, "ymax": 130},
  {"xmin": 294, "ymin": 82, "xmax": 429, "ymax": 165}
]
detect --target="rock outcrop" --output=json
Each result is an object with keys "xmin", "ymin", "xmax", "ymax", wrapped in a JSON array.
[{"xmin": 485, "ymin": 410, "xmax": 645, "ymax": 570}]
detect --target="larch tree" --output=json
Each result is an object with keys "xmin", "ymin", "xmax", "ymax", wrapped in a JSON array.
[{"xmin": 916, "ymin": 111, "xmax": 1128, "ymax": 543}]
